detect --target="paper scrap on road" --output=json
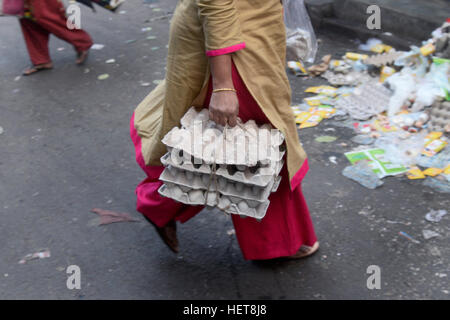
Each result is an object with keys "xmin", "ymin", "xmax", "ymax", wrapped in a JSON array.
[
  {"xmin": 315, "ymin": 135, "xmax": 337, "ymax": 143},
  {"xmin": 90, "ymin": 208, "xmax": 139, "ymax": 225},
  {"xmin": 399, "ymin": 231, "xmax": 421, "ymax": 244},
  {"xmin": 98, "ymin": 74, "xmax": 109, "ymax": 80},
  {"xmin": 91, "ymin": 44, "xmax": 105, "ymax": 50},
  {"xmin": 422, "ymin": 229, "xmax": 440, "ymax": 240},
  {"xmin": 425, "ymin": 209, "xmax": 447, "ymax": 222},
  {"xmin": 19, "ymin": 249, "xmax": 51, "ymax": 264},
  {"xmin": 345, "ymin": 148, "xmax": 408, "ymax": 178}
]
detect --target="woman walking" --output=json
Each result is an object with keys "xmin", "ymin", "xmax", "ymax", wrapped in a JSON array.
[
  {"xmin": 19, "ymin": 0, "xmax": 93, "ymax": 75},
  {"xmin": 130, "ymin": 0, "xmax": 319, "ymax": 260}
]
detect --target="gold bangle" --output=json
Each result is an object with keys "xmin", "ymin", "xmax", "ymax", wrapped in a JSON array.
[{"xmin": 212, "ymin": 88, "xmax": 236, "ymax": 93}]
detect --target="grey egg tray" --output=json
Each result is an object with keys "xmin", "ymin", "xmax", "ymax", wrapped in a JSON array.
[
  {"xmin": 162, "ymin": 107, "xmax": 286, "ymax": 166},
  {"xmin": 435, "ymin": 34, "xmax": 450, "ymax": 58},
  {"xmin": 161, "ymin": 151, "xmax": 284, "ymax": 187},
  {"xmin": 363, "ymin": 51, "xmax": 405, "ymax": 67},
  {"xmin": 159, "ymin": 165, "xmax": 281, "ymax": 203},
  {"xmin": 429, "ymin": 99, "xmax": 450, "ymax": 132},
  {"xmin": 158, "ymin": 183, "xmax": 270, "ymax": 219},
  {"xmin": 162, "ymin": 128, "xmax": 285, "ymax": 166},
  {"xmin": 322, "ymin": 70, "xmax": 373, "ymax": 86},
  {"xmin": 335, "ymin": 81, "xmax": 392, "ymax": 120}
]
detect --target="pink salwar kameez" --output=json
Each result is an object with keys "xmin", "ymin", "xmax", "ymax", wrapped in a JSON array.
[{"xmin": 130, "ymin": 63, "xmax": 317, "ymax": 260}]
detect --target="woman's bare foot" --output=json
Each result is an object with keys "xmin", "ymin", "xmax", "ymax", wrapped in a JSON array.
[
  {"xmin": 144, "ymin": 216, "xmax": 179, "ymax": 253},
  {"xmin": 23, "ymin": 62, "xmax": 53, "ymax": 76},
  {"xmin": 286, "ymin": 241, "xmax": 319, "ymax": 259},
  {"xmin": 76, "ymin": 50, "xmax": 89, "ymax": 65}
]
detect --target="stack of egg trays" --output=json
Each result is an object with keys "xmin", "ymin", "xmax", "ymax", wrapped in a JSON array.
[
  {"xmin": 157, "ymin": 107, "xmax": 285, "ymax": 219},
  {"xmin": 158, "ymin": 150, "xmax": 283, "ymax": 220},
  {"xmin": 162, "ymin": 148, "xmax": 284, "ymax": 187}
]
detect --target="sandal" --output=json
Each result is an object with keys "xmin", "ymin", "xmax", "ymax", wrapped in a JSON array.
[
  {"xmin": 23, "ymin": 63, "xmax": 53, "ymax": 76},
  {"xmin": 109, "ymin": 0, "xmax": 125, "ymax": 12},
  {"xmin": 76, "ymin": 50, "xmax": 89, "ymax": 65},
  {"xmin": 108, "ymin": 0, "xmax": 125, "ymax": 13},
  {"xmin": 143, "ymin": 216, "xmax": 179, "ymax": 253},
  {"xmin": 287, "ymin": 241, "xmax": 320, "ymax": 259}
]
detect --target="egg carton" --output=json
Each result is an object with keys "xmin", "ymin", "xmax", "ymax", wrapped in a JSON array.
[
  {"xmin": 435, "ymin": 34, "xmax": 450, "ymax": 58},
  {"xmin": 180, "ymin": 107, "xmax": 284, "ymax": 144},
  {"xmin": 163, "ymin": 142, "xmax": 286, "ymax": 167},
  {"xmin": 159, "ymin": 165, "xmax": 281, "ymax": 202},
  {"xmin": 429, "ymin": 100, "xmax": 450, "ymax": 132},
  {"xmin": 162, "ymin": 127, "xmax": 285, "ymax": 165},
  {"xmin": 158, "ymin": 183, "xmax": 270, "ymax": 219},
  {"xmin": 335, "ymin": 81, "xmax": 392, "ymax": 120},
  {"xmin": 363, "ymin": 51, "xmax": 405, "ymax": 67},
  {"xmin": 162, "ymin": 107, "xmax": 285, "ymax": 166},
  {"xmin": 160, "ymin": 151, "xmax": 284, "ymax": 187},
  {"xmin": 321, "ymin": 70, "xmax": 373, "ymax": 86}
]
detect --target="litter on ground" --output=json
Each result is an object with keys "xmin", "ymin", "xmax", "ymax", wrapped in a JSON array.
[{"xmin": 288, "ymin": 20, "xmax": 449, "ymax": 192}]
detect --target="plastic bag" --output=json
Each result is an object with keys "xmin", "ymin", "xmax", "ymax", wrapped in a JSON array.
[
  {"xmin": 374, "ymin": 131, "xmax": 427, "ymax": 166},
  {"xmin": 385, "ymin": 71, "xmax": 416, "ymax": 117},
  {"xmin": 342, "ymin": 161, "xmax": 384, "ymax": 189},
  {"xmin": 284, "ymin": 0, "xmax": 318, "ymax": 63},
  {"xmin": 358, "ymin": 38, "xmax": 383, "ymax": 52}
]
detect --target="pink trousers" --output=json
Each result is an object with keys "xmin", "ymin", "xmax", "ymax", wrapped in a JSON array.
[
  {"xmin": 130, "ymin": 64, "xmax": 317, "ymax": 260},
  {"xmin": 20, "ymin": 0, "xmax": 93, "ymax": 65}
]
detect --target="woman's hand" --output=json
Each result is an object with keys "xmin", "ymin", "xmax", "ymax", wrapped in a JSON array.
[
  {"xmin": 208, "ymin": 54, "xmax": 239, "ymax": 127},
  {"xmin": 209, "ymin": 91, "xmax": 239, "ymax": 127}
]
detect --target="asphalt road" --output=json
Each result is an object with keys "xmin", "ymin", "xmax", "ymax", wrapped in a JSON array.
[{"xmin": 0, "ymin": 0, "xmax": 448, "ymax": 299}]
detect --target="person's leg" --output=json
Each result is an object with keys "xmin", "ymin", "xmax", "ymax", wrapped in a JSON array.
[
  {"xmin": 130, "ymin": 113, "xmax": 204, "ymax": 227},
  {"xmin": 29, "ymin": 0, "xmax": 93, "ymax": 54},
  {"xmin": 203, "ymin": 62, "xmax": 318, "ymax": 260},
  {"xmin": 19, "ymin": 18, "xmax": 52, "ymax": 67},
  {"xmin": 231, "ymin": 165, "xmax": 318, "ymax": 260}
]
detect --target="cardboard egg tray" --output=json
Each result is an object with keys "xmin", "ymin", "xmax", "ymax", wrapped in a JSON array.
[
  {"xmin": 162, "ymin": 139, "xmax": 286, "ymax": 166},
  {"xmin": 158, "ymin": 106, "xmax": 286, "ymax": 219},
  {"xmin": 159, "ymin": 165, "xmax": 281, "ymax": 202},
  {"xmin": 160, "ymin": 151, "xmax": 284, "ymax": 187},
  {"xmin": 158, "ymin": 183, "xmax": 270, "ymax": 219},
  {"xmin": 429, "ymin": 100, "xmax": 450, "ymax": 132},
  {"xmin": 322, "ymin": 70, "xmax": 373, "ymax": 86},
  {"xmin": 335, "ymin": 82, "xmax": 392, "ymax": 120},
  {"xmin": 363, "ymin": 51, "xmax": 405, "ymax": 67},
  {"xmin": 435, "ymin": 34, "xmax": 450, "ymax": 58},
  {"xmin": 162, "ymin": 107, "xmax": 285, "ymax": 166}
]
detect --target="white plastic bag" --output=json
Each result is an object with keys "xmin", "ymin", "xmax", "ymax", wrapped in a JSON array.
[
  {"xmin": 283, "ymin": 0, "xmax": 318, "ymax": 63},
  {"xmin": 413, "ymin": 60, "xmax": 450, "ymax": 111},
  {"xmin": 385, "ymin": 71, "xmax": 416, "ymax": 117}
]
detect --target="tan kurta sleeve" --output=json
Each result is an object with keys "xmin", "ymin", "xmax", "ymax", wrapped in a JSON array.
[{"xmin": 197, "ymin": 0, "xmax": 246, "ymax": 56}]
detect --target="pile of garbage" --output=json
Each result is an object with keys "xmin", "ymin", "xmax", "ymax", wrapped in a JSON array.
[
  {"xmin": 288, "ymin": 20, "xmax": 450, "ymax": 192},
  {"xmin": 158, "ymin": 107, "xmax": 285, "ymax": 220}
]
